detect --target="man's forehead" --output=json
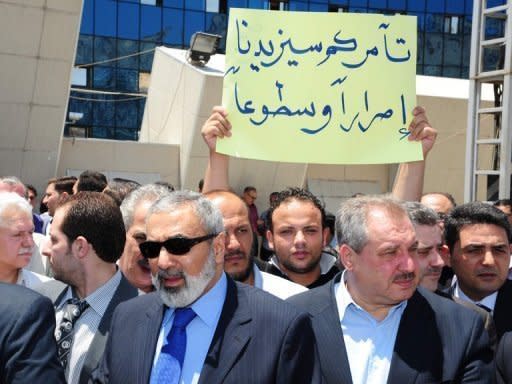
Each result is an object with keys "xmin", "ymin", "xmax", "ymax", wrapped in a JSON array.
[{"xmin": 458, "ymin": 223, "xmax": 509, "ymax": 244}]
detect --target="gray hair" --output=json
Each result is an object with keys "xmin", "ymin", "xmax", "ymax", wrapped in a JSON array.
[
  {"xmin": 0, "ymin": 176, "xmax": 27, "ymax": 197},
  {"xmin": 336, "ymin": 194, "xmax": 408, "ymax": 253},
  {"xmin": 0, "ymin": 191, "xmax": 32, "ymax": 227},
  {"xmin": 148, "ymin": 190, "xmax": 224, "ymax": 235},
  {"xmin": 403, "ymin": 201, "xmax": 439, "ymax": 227},
  {"xmin": 120, "ymin": 184, "xmax": 171, "ymax": 230}
]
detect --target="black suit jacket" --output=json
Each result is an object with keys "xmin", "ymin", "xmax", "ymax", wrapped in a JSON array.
[
  {"xmin": 445, "ymin": 279, "xmax": 512, "ymax": 342},
  {"xmin": 0, "ymin": 283, "xmax": 65, "ymax": 383},
  {"xmin": 37, "ymin": 273, "xmax": 138, "ymax": 384},
  {"xmin": 287, "ymin": 273, "xmax": 493, "ymax": 384},
  {"xmin": 495, "ymin": 331, "xmax": 512, "ymax": 384},
  {"xmin": 93, "ymin": 275, "xmax": 322, "ymax": 384}
]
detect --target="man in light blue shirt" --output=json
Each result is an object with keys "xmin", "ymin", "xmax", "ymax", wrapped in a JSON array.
[
  {"xmin": 94, "ymin": 191, "xmax": 321, "ymax": 384},
  {"xmin": 289, "ymin": 195, "xmax": 493, "ymax": 384}
]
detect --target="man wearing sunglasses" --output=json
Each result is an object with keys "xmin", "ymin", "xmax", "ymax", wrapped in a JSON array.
[
  {"xmin": 93, "ymin": 191, "xmax": 321, "ymax": 384},
  {"xmin": 205, "ymin": 190, "xmax": 306, "ymax": 299}
]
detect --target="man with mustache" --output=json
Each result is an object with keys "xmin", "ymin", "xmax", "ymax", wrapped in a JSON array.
[
  {"xmin": 444, "ymin": 201, "xmax": 512, "ymax": 342},
  {"xmin": 119, "ymin": 184, "xmax": 170, "ymax": 293},
  {"xmin": 93, "ymin": 191, "xmax": 321, "ymax": 384},
  {"xmin": 205, "ymin": 190, "xmax": 306, "ymax": 299},
  {"xmin": 288, "ymin": 195, "xmax": 493, "ymax": 384}
]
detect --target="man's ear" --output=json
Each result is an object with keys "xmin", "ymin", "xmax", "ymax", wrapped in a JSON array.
[
  {"xmin": 266, "ymin": 230, "xmax": 274, "ymax": 251},
  {"xmin": 339, "ymin": 244, "xmax": 355, "ymax": 271},
  {"xmin": 322, "ymin": 227, "xmax": 330, "ymax": 247},
  {"xmin": 440, "ymin": 244, "xmax": 451, "ymax": 267},
  {"xmin": 72, "ymin": 236, "xmax": 89, "ymax": 259}
]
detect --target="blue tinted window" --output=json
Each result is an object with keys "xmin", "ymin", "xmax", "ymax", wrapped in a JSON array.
[
  {"xmin": 424, "ymin": 65, "xmax": 442, "ymax": 76},
  {"xmin": 117, "ymin": 69, "xmax": 138, "ymax": 92},
  {"xmin": 116, "ymin": 100, "xmax": 139, "ymax": 128},
  {"xmin": 69, "ymin": 96, "xmax": 93, "ymax": 125},
  {"xmin": 349, "ymin": 0, "xmax": 367, "ymax": 7},
  {"xmin": 443, "ymin": 66, "xmax": 461, "ymax": 78},
  {"xmin": 425, "ymin": 13, "xmax": 443, "ymax": 32},
  {"xmin": 427, "ymin": 0, "xmax": 445, "ymax": 13},
  {"xmin": 115, "ymin": 128, "xmax": 139, "ymax": 140},
  {"xmin": 76, "ymin": 35, "xmax": 93, "ymax": 65},
  {"xmin": 186, "ymin": 0, "xmax": 205, "ymax": 10},
  {"xmin": 163, "ymin": 8, "xmax": 184, "ymax": 45},
  {"xmin": 368, "ymin": 0, "xmax": 386, "ymax": 9},
  {"xmin": 163, "ymin": 0, "xmax": 184, "ymax": 7},
  {"xmin": 309, "ymin": 3, "xmax": 328, "ymax": 11},
  {"xmin": 118, "ymin": 2, "xmax": 139, "ymax": 39},
  {"xmin": 444, "ymin": 36, "xmax": 462, "ymax": 66},
  {"xmin": 446, "ymin": 1, "xmax": 464, "ymax": 14},
  {"xmin": 95, "ymin": 0, "xmax": 117, "ymax": 37},
  {"xmin": 205, "ymin": 13, "xmax": 227, "ymax": 51},
  {"xmin": 93, "ymin": 67, "xmax": 116, "ymax": 90},
  {"xmin": 407, "ymin": 0, "xmax": 425, "ymax": 12},
  {"xmin": 94, "ymin": 36, "xmax": 116, "ymax": 62},
  {"xmin": 140, "ymin": 42, "xmax": 156, "ymax": 71},
  {"xmin": 465, "ymin": 1, "xmax": 473, "ymax": 15},
  {"xmin": 424, "ymin": 33, "xmax": 442, "ymax": 65},
  {"xmin": 410, "ymin": 12, "xmax": 425, "ymax": 31},
  {"xmin": 184, "ymin": 11, "xmax": 205, "ymax": 47},
  {"xmin": 92, "ymin": 96, "xmax": 115, "ymax": 125},
  {"xmin": 228, "ymin": 0, "xmax": 248, "ymax": 8},
  {"xmin": 81, "ymin": 0, "xmax": 94, "ymax": 34},
  {"xmin": 388, "ymin": 0, "xmax": 405, "ymax": 11},
  {"xmin": 417, "ymin": 32, "xmax": 424, "ymax": 64},
  {"xmin": 248, "ymin": 0, "xmax": 264, "ymax": 8},
  {"xmin": 141, "ymin": 5, "xmax": 162, "ymax": 41},
  {"xmin": 289, "ymin": 1, "xmax": 308, "ymax": 11},
  {"xmin": 329, "ymin": 0, "xmax": 348, "ymax": 5},
  {"xmin": 117, "ymin": 39, "xmax": 140, "ymax": 69}
]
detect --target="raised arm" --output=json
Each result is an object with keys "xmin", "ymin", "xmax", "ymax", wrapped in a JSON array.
[
  {"xmin": 392, "ymin": 106, "xmax": 437, "ymax": 201},
  {"xmin": 201, "ymin": 106, "xmax": 232, "ymax": 193}
]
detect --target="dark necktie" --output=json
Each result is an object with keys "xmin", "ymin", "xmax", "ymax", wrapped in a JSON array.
[
  {"xmin": 56, "ymin": 298, "xmax": 89, "ymax": 368},
  {"xmin": 150, "ymin": 308, "xmax": 197, "ymax": 384}
]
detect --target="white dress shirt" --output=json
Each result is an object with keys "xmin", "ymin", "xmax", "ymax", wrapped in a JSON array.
[{"xmin": 253, "ymin": 263, "xmax": 307, "ymax": 299}]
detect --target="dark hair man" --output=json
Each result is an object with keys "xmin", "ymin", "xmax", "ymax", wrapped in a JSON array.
[
  {"xmin": 444, "ymin": 201, "xmax": 512, "ymax": 341},
  {"xmin": 205, "ymin": 190, "xmax": 306, "ymax": 299},
  {"xmin": 494, "ymin": 199, "xmax": 512, "ymax": 226},
  {"xmin": 288, "ymin": 195, "xmax": 493, "ymax": 383},
  {"xmin": 39, "ymin": 192, "xmax": 138, "ymax": 384},
  {"xmin": 93, "ymin": 191, "xmax": 320, "ymax": 383},
  {"xmin": 420, "ymin": 192, "xmax": 456, "ymax": 220},
  {"xmin": 74, "ymin": 170, "xmax": 108, "ymax": 193}
]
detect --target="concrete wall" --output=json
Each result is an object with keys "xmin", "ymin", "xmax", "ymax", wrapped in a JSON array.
[{"xmin": 0, "ymin": 0, "xmax": 83, "ymax": 194}]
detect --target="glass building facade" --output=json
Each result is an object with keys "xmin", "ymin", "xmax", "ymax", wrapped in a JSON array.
[{"xmin": 67, "ymin": 0, "xmax": 482, "ymax": 140}]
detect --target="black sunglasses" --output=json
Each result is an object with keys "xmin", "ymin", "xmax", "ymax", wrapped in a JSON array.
[{"xmin": 139, "ymin": 234, "xmax": 218, "ymax": 258}]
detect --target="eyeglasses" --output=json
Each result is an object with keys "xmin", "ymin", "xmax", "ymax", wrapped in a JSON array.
[{"xmin": 139, "ymin": 234, "xmax": 218, "ymax": 258}]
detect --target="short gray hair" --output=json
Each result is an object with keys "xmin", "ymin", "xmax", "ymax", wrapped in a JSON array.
[
  {"xmin": 403, "ymin": 201, "xmax": 439, "ymax": 227},
  {"xmin": 120, "ymin": 184, "xmax": 171, "ymax": 230},
  {"xmin": 148, "ymin": 190, "xmax": 224, "ymax": 235},
  {"xmin": 336, "ymin": 195, "xmax": 408, "ymax": 253},
  {"xmin": 0, "ymin": 191, "xmax": 32, "ymax": 227},
  {"xmin": 0, "ymin": 176, "xmax": 26, "ymax": 197}
]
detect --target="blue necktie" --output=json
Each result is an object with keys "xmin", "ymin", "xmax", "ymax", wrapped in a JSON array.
[{"xmin": 150, "ymin": 308, "xmax": 196, "ymax": 384}]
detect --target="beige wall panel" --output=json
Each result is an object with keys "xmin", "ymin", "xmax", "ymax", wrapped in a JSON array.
[
  {"xmin": 40, "ymin": 10, "xmax": 81, "ymax": 60},
  {"xmin": 26, "ymin": 105, "xmax": 64, "ymax": 151},
  {"xmin": 0, "ymin": 150, "xmax": 24, "ymax": 176},
  {"xmin": 46, "ymin": 0, "xmax": 83, "ymax": 12},
  {"xmin": 0, "ymin": 4, "xmax": 43, "ymax": 56},
  {"xmin": 20, "ymin": 150, "xmax": 59, "ymax": 187},
  {"xmin": 0, "ymin": 103, "xmax": 30, "ymax": 149},
  {"xmin": 0, "ymin": 54, "xmax": 37, "ymax": 103},
  {"xmin": 33, "ymin": 59, "xmax": 72, "ymax": 106},
  {"xmin": 1, "ymin": 0, "xmax": 44, "ymax": 7}
]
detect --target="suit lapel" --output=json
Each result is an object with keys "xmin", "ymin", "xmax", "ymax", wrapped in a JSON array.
[
  {"xmin": 198, "ymin": 278, "xmax": 251, "ymax": 384},
  {"xmin": 79, "ymin": 274, "xmax": 138, "ymax": 384},
  {"xmin": 493, "ymin": 280, "xmax": 512, "ymax": 340},
  {"xmin": 309, "ymin": 275, "xmax": 352, "ymax": 384},
  {"xmin": 387, "ymin": 290, "xmax": 442, "ymax": 384}
]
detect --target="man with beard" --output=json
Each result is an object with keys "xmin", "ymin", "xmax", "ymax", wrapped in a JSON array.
[
  {"xmin": 93, "ymin": 191, "xmax": 320, "ymax": 384},
  {"xmin": 119, "ymin": 184, "xmax": 170, "ymax": 293},
  {"xmin": 288, "ymin": 195, "xmax": 493, "ymax": 384},
  {"xmin": 205, "ymin": 190, "xmax": 306, "ymax": 299},
  {"xmin": 39, "ymin": 192, "xmax": 138, "ymax": 384}
]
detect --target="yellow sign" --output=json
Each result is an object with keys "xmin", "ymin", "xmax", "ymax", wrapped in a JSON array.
[{"xmin": 219, "ymin": 8, "xmax": 420, "ymax": 164}]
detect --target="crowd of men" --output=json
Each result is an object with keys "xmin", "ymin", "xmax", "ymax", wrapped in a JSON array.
[{"xmin": 1, "ymin": 104, "xmax": 512, "ymax": 384}]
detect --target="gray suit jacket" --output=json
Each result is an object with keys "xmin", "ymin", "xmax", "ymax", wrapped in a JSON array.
[
  {"xmin": 288, "ymin": 273, "xmax": 494, "ymax": 384},
  {"xmin": 93, "ymin": 275, "xmax": 322, "ymax": 384},
  {"xmin": 36, "ymin": 273, "xmax": 138, "ymax": 384}
]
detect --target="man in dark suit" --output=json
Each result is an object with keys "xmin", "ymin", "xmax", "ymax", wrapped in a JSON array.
[
  {"xmin": 94, "ymin": 191, "xmax": 320, "ymax": 384},
  {"xmin": 444, "ymin": 201, "xmax": 512, "ymax": 341},
  {"xmin": 288, "ymin": 195, "xmax": 493, "ymax": 384},
  {"xmin": 496, "ymin": 331, "xmax": 512, "ymax": 383},
  {"xmin": 0, "ymin": 283, "xmax": 65, "ymax": 383},
  {"xmin": 38, "ymin": 192, "xmax": 138, "ymax": 384}
]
